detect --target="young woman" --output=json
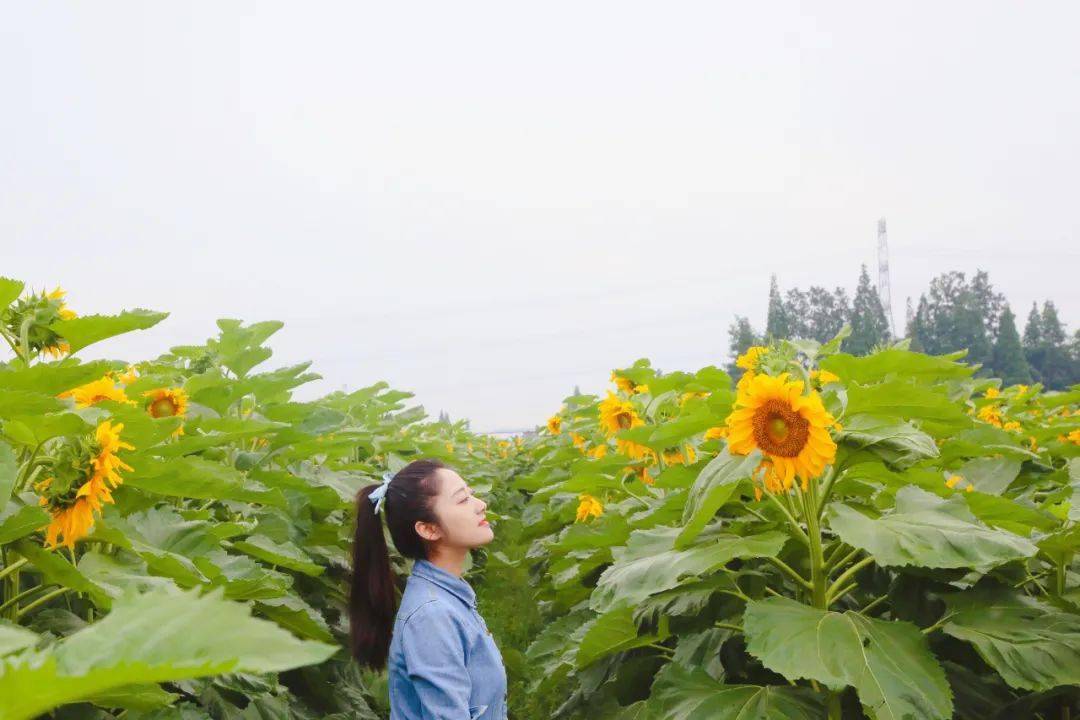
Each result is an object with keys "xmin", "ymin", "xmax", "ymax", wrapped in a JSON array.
[{"xmin": 349, "ymin": 458, "xmax": 507, "ymax": 720}]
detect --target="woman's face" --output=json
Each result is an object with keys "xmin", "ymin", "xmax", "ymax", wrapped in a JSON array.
[{"xmin": 418, "ymin": 468, "xmax": 494, "ymax": 549}]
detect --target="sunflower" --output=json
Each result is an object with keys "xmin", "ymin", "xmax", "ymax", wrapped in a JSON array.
[
  {"xmin": 736, "ymin": 346, "xmax": 767, "ymax": 371},
  {"xmin": 598, "ymin": 392, "xmax": 642, "ymax": 435},
  {"xmin": 725, "ymin": 372, "xmax": 837, "ymax": 491},
  {"xmin": 58, "ymin": 376, "xmax": 135, "ymax": 408},
  {"xmin": 625, "ymin": 464, "xmax": 653, "ymax": 485},
  {"xmin": 36, "ymin": 420, "xmax": 135, "ymax": 549},
  {"xmin": 588, "ymin": 444, "xmax": 608, "ymax": 459},
  {"xmin": 632, "ymin": 384, "xmax": 649, "ymax": 394},
  {"xmin": 679, "ymin": 391, "xmax": 709, "ymax": 406},
  {"xmin": 610, "ymin": 371, "xmax": 636, "ymax": 394},
  {"xmin": 40, "ymin": 341, "xmax": 71, "ymax": 360},
  {"xmin": 546, "ymin": 414, "xmax": 563, "ymax": 435},
  {"xmin": 662, "ymin": 444, "xmax": 697, "ymax": 466},
  {"xmin": 984, "ymin": 387, "xmax": 1000, "ymax": 399},
  {"xmin": 570, "ymin": 432, "xmax": 586, "ymax": 450},
  {"xmin": 616, "ymin": 438, "xmax": 657, "ymax": 464},
  {"xmin": 976, "ymin": 404, "xmax": 1003, "ymax": 428},
  {"xmin": 143, "ymin": 387, "xmax": 188, "ymax": 418},
  {"xmin": 810, "ymin": 369, "xmax": 840, "ymax": 385},
  {"xmin": 704, "ymin": 426, "xmax": 728, "ymax": 441},
  {"xmin": 575, "ymin": 493, "xmax": 603, "ymax": 522},
  {"xmin": 1002, "ymin": 421, "xmax": 1022, "ymax": 433},
  {"xmin": 445, "ymin": 442, "xmax": 454, "ymax": 453}
]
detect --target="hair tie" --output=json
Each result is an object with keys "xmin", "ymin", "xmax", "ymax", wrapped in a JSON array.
[{"xmin": 369, "ymin": 470, "xmax": 394, "ymax": 515}]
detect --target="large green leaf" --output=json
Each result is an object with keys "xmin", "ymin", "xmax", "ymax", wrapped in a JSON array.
[
  {"xmin": 744, "ymin": 597, "xmax": 953, "ymax": 720},
  {"xmin": 0, "ymin": 391, "xmax": 64, "ymax": 419},
  {"xmin": 2, "ymin": 412, "xmax": 92, "ymax": 448},
  {"xmin": 13, "ymin": 539, "xmax": 112, "ymax": 608},
  {"xmin": 49, "ymin": 309, "xmax": 168, "ymax": 353},
  {"xmin": 0, "ymin": 623, "xmax": 38, "ymax": 657},
  {"xmin": 125, "ymin": 456, "xmax": 287, "ymax": 508},
  {"xmin": 590, "ymin": 525, "xmax": 786, "ymax": 613},
  {"xmin": 230, "ymin": 535, "xmax": 323, "ymax": 576},
  {"xmin": 0, "ymin": 441, "xmax": 15, "ymax": 512},
  {"xmin": 677, "ymin": 448, "xmax": 759, "ymax": 549},
  {"xmin": 0, "ymin": 585, "xmax": 337, "ymax": 720},
  {"xmin": 0, "ymin": 503, "xmax": 50, "ymax": 544},
  {"xmin": 827, "ymin": 485, "xmax": 1037, "ymax": 571},
  {"xmin": 844, "ymin": 380, "xmax": 969, "ymax": 426},
  {"xmin": 0, "ymin": 277, "xmax": 25, "ymax": 309},
  {"xmin": 954, "ymin": 457, "xmax": 1020, "ymax": 496},
  {"xmin": 820, "ymin": 349, "xmax": 973, "ymax": 384},
  {"xmin": 646, "ymin": 662, "xmax": 823, "ymax": 720},
  {"xmin": 0, "ymin": 361, "xmax": 115, "ymax": 396},
  {"xmin": 942, "ymin": 589, "xmax": 1080, "ymax": 691},
  {"xmin": 575, "ymin": 607, "xmax": 663, "ymax": 669},
  {"xmin": 836, "ymin": 414, "xmax": 938, "ymax": 469}
]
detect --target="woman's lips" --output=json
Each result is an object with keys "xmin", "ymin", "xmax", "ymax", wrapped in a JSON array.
[{"xmin": 479, "ymin": 518, "xmax": 489, "ymax": 526}]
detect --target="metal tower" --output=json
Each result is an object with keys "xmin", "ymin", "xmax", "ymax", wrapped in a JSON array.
[{"xmin": 877, "ymin": 218, "xmax": 896, "ymax": 337}]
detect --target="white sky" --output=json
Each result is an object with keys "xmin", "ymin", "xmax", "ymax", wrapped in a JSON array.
[{"xmin": 2, "ymin": 2, "xmax": 1078, "ymax": 431}]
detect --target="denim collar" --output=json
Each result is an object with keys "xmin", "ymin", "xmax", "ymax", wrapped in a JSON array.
[{"xmin": 411, "ymin": 558, "xmax": 477, "ymax": 609}]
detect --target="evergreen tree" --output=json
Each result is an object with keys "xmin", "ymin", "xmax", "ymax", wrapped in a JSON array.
[
  {"xmin": 804, "ymin": 286, "xmax": 851, "ymax": 343},
  {"xmin": 990, "ymin": 305, "xmax": 1032, "ymax": 385},
  {"xmin": 1037, "ymin": 301, "xmax": 1073, "ymax": 389},
  {"xmin": 727, "ymin": 315, "xmax": 761, "ymax": 378},
  {"xmin": 908, "ymin": 295, "xmax": 929, "ymax": 352},
  {"xmin": 970, "ymin": 270, "xmax": 1006, "ymax": 340},
  {"xmin": 783, "ymin": 288, "xmax": 810, "ymax": 340},
  {"xmin": 848, "ymin": 264, "xmax": 891, "ymax": 355},
  {"xmin": 1022, "ymin": 302, "xmax": 1042, "ymax": 347},
  {"xmin": 765, "ymin": 275, "xmax": 789, "ymax": 340}
]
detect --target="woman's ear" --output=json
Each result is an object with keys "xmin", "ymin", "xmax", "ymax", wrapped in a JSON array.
[{"xmin": 414, "ymin": 519, "xmax": 443, "ymax": 542}]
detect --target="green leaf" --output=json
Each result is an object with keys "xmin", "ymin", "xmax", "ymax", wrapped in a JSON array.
[
  {"xmin": 0, "ymin": 440, "xmax": 15, "ymax": 512},
  {"xmin": 0, "ymin": 622, "xmax": 39, "ymax": 657},
  {"xmin": 647, "ymin": 662, "xmax": 823, "ymax": 720},
  {"xmin": 677, "ymin": 447, "xmax": 759, "ymax": 549},
  {"xmin": 942, "ymin": 589, "xmax": 1080, "ymax": 692},
  {"xmin": 845, "ymin": 380, "xmax": 970, "ymax": 426},
  {"xmin": 820, "ymin": 349, "xmax": 974, "ymax": 384},
  {"xmin": 744, "ymin": 596, "xmax": 953, "ymax": 720},
  {"xmin": 49, "ymin": 309, "xmax": 168, "ymax": 353},
  {"xmin": 836, "ymin": 414, "xmax": 938, "ymax": 468},
  {"xmin": 575, "ymin": 606, "xmax": 661, "ymax": 669},
  {"xmin": 0, "ymin": 391, "xmax": 65, "ymax": 419},
  {"xmin": 0, "ymin": 585, "xmax": 338, "ymax": 720},
  {"xmin": 255, "ymin": 595, "xmax": 333, "ymax": 643},
  {"xmin": 827, "ymin": 486, "xmax": 1037, "ymax": 571},
  {"xmin": 125, "ymin": 457, "xmax": 287, "ymax": 508},
  {"xmin": 590, "ymin": 525, "xmax": 786, "ymax": 613},
  {"xmin": 0, "ymin": 503, "xmax": 50, "ymax": 544},
  {"xmin": 2, "ymin": 412, "xmax": 92, "ymax": 447},
  {"xmin": 0, "ymin": 277, "xmax": 25, "ymax": 309},
  {"xmin": 231, "ymin": 535, "xmax": 323, "ymax": 576},
  {"xmin": 955, "ymin": 457, "xmax": 1020, "ymax": 496},
  {"xmin": 13, "ymin": 539, "xmax": 112, "ymax": 609},
  {"xmin": 0, "ymin": 361, "xmax": 116, "ymax": 396}
]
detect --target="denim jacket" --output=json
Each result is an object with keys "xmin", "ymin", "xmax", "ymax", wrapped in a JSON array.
[{"xmin": 388, "ymin": 559, "xmax": 508, "ymax": 720}]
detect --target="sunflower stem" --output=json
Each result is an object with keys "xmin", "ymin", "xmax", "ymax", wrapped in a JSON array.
[
  {"xmin": 0, "ymin": 558, "xmax": 28, "ymax": 582},
  {"xmin": 826, "ymin": 556, "xmax": 874, "ymax": 603},
  {"xmin": 16, "ymin": 587, "xmax": 72, "ymax": 618},
  {"xmin": 763, "ymin": 491, "xmax": 809, "ymax": 545},
  {"xmin": 0, "ymin": 584, "xmax": 53, "ymax": 614},
  {"xmin": 766, "ymin": 556, "xmax": 812, "ymax": 590}
]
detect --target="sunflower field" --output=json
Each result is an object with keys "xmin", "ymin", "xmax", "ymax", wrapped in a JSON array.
[{"xmin": 1, "ymin": 276, "xmax": 1079, "ymax": 720}]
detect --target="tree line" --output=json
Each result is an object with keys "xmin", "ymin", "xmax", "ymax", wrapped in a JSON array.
[{"xmin": 728, "ymin": 267, "xmax": 1080, "ymax": 390}]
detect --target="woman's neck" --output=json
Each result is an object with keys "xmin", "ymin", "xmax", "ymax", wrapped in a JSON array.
[{"xmin": 425, "ymin": 546, "xmax": 469, "ymax": 578}]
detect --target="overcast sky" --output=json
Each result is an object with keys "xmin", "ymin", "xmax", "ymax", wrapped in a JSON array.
[{"xmin": 2, "ymin": 3, "xmax": 1078, "ymax": 431}]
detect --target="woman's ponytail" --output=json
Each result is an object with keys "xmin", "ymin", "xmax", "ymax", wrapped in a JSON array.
[
  {"xmin": 349, "ymin": 483, "xmax": 396, "ymax": 670},
  {"xmin": 348, "ymin": 459, "xmax": 446, "ymax": 671}
]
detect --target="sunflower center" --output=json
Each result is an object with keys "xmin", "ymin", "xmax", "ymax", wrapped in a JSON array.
[
  {"xmin": 752, "ymin": 399, "xmax": 810, "ymax": 457},
  {"xmin": 616, "ymin": 412, "xmax": 633, "ymax": 429},
  {"xmin": 149, "ymin": 397, "xmax": 179, "ymax": 418}
]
